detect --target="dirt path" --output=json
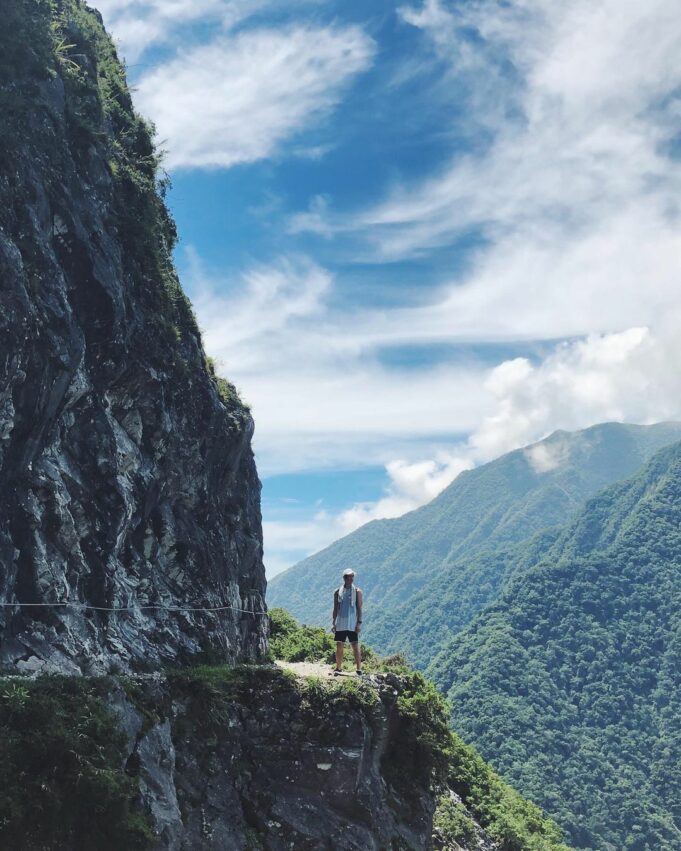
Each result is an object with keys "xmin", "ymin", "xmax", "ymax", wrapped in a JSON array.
[{"xmin": 275, "ymin": 660, "xmax": 365, "ymax": 679}]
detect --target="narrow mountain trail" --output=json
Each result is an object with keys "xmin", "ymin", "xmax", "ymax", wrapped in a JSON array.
[
  {"xmin": 275, "ymin": 660, "xmax": 368, "ymax": 679},
  {"xmin": 276, "ymin": 659, "xmax": 333, "ymax": 677}
]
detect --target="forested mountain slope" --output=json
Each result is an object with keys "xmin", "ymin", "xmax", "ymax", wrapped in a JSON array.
[
  {"xmin": 376, "ymin": 528, "xmax": 560, "ymax": 669},
  {"xmin": 429, "ymin": 440, "xmax": 681, "ymax": 850},
  {"xmin": 269, "ymin": 423, "xmax": 681, "ymax": 653}
]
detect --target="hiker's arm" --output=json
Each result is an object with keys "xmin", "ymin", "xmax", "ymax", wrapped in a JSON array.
[
  {"xmin": 332, "ymin": 591, "xmax": 339, "ymax": 631},
  {"xmin": 355, "ymin": 589, "xmax": 363, "ymax": 633}
]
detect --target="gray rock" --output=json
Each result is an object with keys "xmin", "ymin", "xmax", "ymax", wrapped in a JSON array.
[
  {"xmin": 0, "ymin": 3, "xmax": 267, "ymax": 674},
  {"xmin": 115, "ymin": 671, "xmax": 443, "ymax": 851},
  {"xmin": 137, "ymin": 720, "xmax": 183, "ymax": 849}
]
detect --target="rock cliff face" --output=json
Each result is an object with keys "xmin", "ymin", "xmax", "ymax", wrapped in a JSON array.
[
  {"xmin": 0, "ymin": 665, "xmax": 507, "ymax": 851},
  {"xmin": 0, "ymin": 0, "xmax": 267, "ymax": 674},
  {"xmin": 115, "ymin": 668, "xmax": 438, "ymax": 851}
]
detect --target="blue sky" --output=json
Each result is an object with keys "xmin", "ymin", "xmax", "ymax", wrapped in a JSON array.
[{"xmin": 97, "ymin": 0, "xmax": 681, "ymax": 575}]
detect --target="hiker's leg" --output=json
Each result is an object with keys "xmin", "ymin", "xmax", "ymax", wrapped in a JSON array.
[
  {"xmin": 335, "ymin": 641, "xmax": 344, "ymax": 669},
  {"xmin": 351, "ymin": 641, "xmax": 361, "ymax": 670}
]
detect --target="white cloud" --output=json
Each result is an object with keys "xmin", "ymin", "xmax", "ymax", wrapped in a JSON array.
[
  {"xmin": 399, "ymin": 0, "xmax": 455, "ymax": 35},
  {"xmin": 187, "ymin": 252, "xmax": 492, "ymax": 475},
  {"xmin": 134, "ymin": 25, "xmax": 374, "ymax": 169},
  {"xmin": 287, "ymin": 195, "xmax": 335, "ymax": 238},
  {"xmin": 467, "ymin": 323, "xmax": 681, "ymax": 462},
  {"xmin": 524, "ymin": 441, "xmax": 569, "ymax": 474},
  {"xmin": 338, "ymin": 453, "xmax": 472, "ymax": 532},
  {"xmin": 97, "ymin": 0, "xmax": 284, "ymax": 62},
  {"xmin": 233, "ymin": 357, "xmax": 489, "ymax": 476}
]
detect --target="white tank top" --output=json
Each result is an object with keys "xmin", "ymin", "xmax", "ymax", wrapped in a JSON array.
[{"xmin": 336, "ymin": 585, "xmax": 357, "ymax": 631}]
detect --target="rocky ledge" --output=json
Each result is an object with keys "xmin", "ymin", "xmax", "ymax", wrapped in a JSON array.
[
  {"xmin": 0, "ymin": 666, "xmax": 465, "ymax": 851},
  {"xmin": 119, "ymin": 667, "xmax": 439, "ymax": 850},
  {"xmin": 0, "ymin": 660, "xmax": 571, "ymax": 850}
]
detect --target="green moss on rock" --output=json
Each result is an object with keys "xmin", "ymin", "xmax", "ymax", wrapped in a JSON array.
[{"xmin": 0, "ymin": 0, "xmax": 250, "ymax": 417}]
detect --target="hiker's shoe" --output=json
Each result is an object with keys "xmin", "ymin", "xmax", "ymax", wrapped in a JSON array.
[
  {"xmin": 356, "ymin": 669, "xmax": 364, "ymax": 676},
  {"xmin": 332, "ymin": 669, "xmax": 343, "ymax": 676}
]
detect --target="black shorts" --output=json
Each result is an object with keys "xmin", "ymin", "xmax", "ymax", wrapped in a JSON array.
[{"xmin": 334, "ymin": 630, "xmax": 359, "ymax": 644}]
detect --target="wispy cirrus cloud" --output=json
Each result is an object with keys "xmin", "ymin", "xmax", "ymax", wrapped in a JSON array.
[
  {"xmin": 134, "ymin": 24, "xmax": 374, "ymax": 169},
  {"xmin": 97, "ymin": 0, "xmax": 236, "ymax": 62},
  {"xmin": 190, "ymin": 253, "xmax": 331, "ymax": 371},
  {"xmin": 97, "ymin": 0, "xmax": 301, "ymax": 62},
  {"xmin": 294, "ymin": 0, "xmax": 681, "ymax": 287}
]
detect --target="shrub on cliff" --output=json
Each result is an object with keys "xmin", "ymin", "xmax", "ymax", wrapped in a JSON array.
[
  {"xmin": 268, "ymin": 606, "xmax": 380, "ymax": 667},
  {"xmin": 0, "ymin": 676, "xmax": 153, "ymax": 850},
  {"xmin": 268, "ymin": 607, "xmax": 337, "ymax": 662}
]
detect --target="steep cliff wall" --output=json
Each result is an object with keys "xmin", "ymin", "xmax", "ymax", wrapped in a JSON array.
[
  {"xmin": 0, "ymin": 664, "xmax": 556, "ymax": 851},
  {"xmin": 0, "ymin": 0, "xmax": 267, "ymax": 673},
  {"xmin": 118, "ymin": 668, "xmax": 438, "ymax": 851}
]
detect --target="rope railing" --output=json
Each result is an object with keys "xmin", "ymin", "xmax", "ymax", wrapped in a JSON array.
[{"xmin": 0, "ymin": 601, "xmax": 268, "ymax": 615}]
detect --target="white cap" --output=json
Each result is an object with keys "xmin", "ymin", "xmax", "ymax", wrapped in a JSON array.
[{"xmin": 342, "ymin": 568, "xmax": 355, "ymax": 577}]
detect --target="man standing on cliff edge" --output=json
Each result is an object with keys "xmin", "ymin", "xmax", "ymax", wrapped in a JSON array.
[{"xmin": 331, "ymin": 569, "xmax": 363, "ymax": 676}]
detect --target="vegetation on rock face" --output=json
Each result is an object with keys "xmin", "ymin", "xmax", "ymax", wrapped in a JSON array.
[
  {"xmin": 206, "ymin": 356, "xmax": 247, "ymax": 408},
  {"xmin": 268, "ymin": 423, "xmax": 681, "ymax": 670},
  {"xmin": 0, "ymin": 675, "xmax": 153, "ymax": 850},
  {"xmin": 0, "ymin": 0, "xmax": 246, "ymax": 415},
  {"xmin": 431, "ymin": 441, "xmax": 681, "ymax": 850},
  {"xmin": 270, "ymin": 609, "xmax": 570, "ymax": 851},
  {"xmin": 268, "ymin": 606, "xmax": 385, "ymax": 670},
  {"xmin": 57, "ymin": 0, "xmax": 201, "ymax": 353},
  {"xmin": 432, "ymin": 795, "xmax": 479, "ymax": 849}
]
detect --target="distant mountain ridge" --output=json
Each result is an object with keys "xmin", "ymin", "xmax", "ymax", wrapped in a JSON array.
[
  {"xmin": 268, "ymin": 422, "xmax": 681, "ymax": 666},
  {"xmin": 429, "ymin": 439, "xmax": 681, "ymax": 850}
]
